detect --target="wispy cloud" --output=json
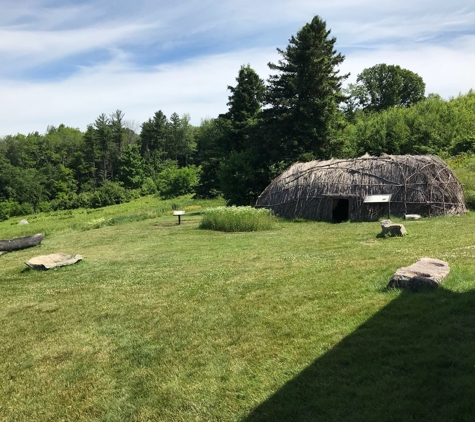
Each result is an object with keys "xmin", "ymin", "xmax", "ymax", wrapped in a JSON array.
[{"xmin": 0, "ymin": 47, "xmax": 278, "ymax": 135}]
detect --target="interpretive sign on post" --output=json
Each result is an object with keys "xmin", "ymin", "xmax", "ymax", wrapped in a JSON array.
[
  {"xmin": 363, "ymin": 194, "xmax": 392, "ymax": 218},
  {"xmin": 172, "ymin": 210, "xmax": 185, "ymax": 225}
]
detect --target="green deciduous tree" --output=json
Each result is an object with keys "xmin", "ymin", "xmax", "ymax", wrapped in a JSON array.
[
  {"xmin": 355, "ymin": 64, "xmax": 426, "ymax": 112},
  {"xmin": 43, "ymin": 125, "xmax": 84, "ymax": 168},
  {"xmin": 340, "ymin": 83, "xmax": 369, "ymax": 122},
  {"xmin": 0, "ymin": 155, "xmax": 13, "ymax": 202},
  {"xmin": 40, "ymin": 163, "xmax": 78, "ymax": 200},
  {"xmin": 6, "ymin": 167, "xmax": 46, "ymax": 212},
  {"xmin": 193, "ymin": 117, "xmax": 230, "ymax": 198},
  {"xmin": 155, "ymin": 164, "xmax": 201, "ymax": 199},
  {"xmin": 218, "ymin": 150, "xmax": 266, "ymax": 206},
  {"xmin": 2, "ymin": 133, "xmax": 38, "ymax": 169},
  {"xmin": 340, "ymin": 90, "xmax": 475, "ymax": 157}
]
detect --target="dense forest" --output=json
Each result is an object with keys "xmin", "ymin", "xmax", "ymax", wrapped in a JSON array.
[{"xmin": 1, "ymin": 15, "xmax": 475, "ymax": 220}]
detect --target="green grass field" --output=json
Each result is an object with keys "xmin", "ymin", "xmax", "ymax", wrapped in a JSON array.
[{"xmin": 1, "ymin": 196, "xmax": 475, "ymax": 421}]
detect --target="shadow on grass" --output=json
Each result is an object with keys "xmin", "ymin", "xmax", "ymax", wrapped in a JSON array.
[
  {"xmin": 153, "ymin": 220, "xmax": 196, "ymax": 227},
  {"xmin": 245, "ymin": 288, "xmax": 475, "ymax": 422}
]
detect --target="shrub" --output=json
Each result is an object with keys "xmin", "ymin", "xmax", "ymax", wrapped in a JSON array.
[
  {"xmin": 140, "ymin": 177, "xmax": 158, "ymax": 196},
  {"xmin": 155, "ymin": 165, "xmax": 200, "ymax": 199},
  {"xmin": 464, "ymin": 191, "xmax": 475, "ymax": 210},
  {"xmin": 450, "ymin": 137, "xmax": 475, "ymax": 156},
  {"xmin": 50, "ymin": 192, "xmax": 79, "ymax": 211},
  {"xmin": 199, "ymin": 206, "xmax": 277, "ymax": 232},
  {"xmin": 447, "ymin": 154, "xmax": 475, "ymax": 210},
  {"xmin": 37, "ymin": 201, "xmax": 52, "ymax": 213},
  {"xmin": 89, "ymin": 182, "xmax": 131, "ymax": 208},
  {"xmin": 0, "ymin": 200, "xmax": 33, "ymax": 220},
  {"xmin": 0, "ymin": 201, "xmax": 10, "ymax": 221},
  {"xmin": 20, "ymin": 203, "xmax": 34, "ymax": 215},
  {"xmin": 75, "ymin": 192, "xmax": 93, "ymax": 209}
]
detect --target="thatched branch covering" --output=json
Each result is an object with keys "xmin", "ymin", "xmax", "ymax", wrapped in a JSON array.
[{"xmin": 255, "ymin": 155, "xmax": 466, "ymax": 221}]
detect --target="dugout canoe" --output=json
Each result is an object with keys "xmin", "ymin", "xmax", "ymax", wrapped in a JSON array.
[{"xmin": 0, "ymin": 233, "xmax": 45, "ymax": 252}]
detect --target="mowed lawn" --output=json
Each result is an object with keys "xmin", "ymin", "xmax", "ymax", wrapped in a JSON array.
[{"xmin": 1, "ymin": 198, "xmax": 475, "ymax": 421}]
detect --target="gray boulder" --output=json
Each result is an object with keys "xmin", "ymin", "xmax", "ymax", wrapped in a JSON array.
[
  {"xmin": 18, "ymin": 219, "xmax": 28, "ymax": 225},
  {"xmin": 380, "ymin": 219, "xmax": 407, "ymax": 237},
  {"xmin": 388, "ymin": 258, "xmax": 450, "ymax": 290}
]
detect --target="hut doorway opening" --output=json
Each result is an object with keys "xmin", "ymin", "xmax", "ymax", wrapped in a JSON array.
[{"xmin": 333, "ymin": 199, "xmax": 349, "ymax": 223}]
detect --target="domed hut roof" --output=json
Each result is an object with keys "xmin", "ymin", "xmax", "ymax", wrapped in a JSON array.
[{"xmin": 255, "ymin": 155, "xmax": 466, "ymax": 221}]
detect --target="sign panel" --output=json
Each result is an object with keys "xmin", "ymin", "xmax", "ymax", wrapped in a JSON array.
[{"xmin": 363, "ymin": 194, "xmax": 392, "ymax": 203}]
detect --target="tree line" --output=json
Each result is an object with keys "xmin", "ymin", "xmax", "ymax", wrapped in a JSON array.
[{"xmin": 1, "ymin": 15, "xmax": 474, "ymax": 219}]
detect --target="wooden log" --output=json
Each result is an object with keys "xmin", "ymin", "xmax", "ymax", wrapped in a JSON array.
[{"xmin": 0, "ymin": 233, "xmax": 45, "ymax": 252}]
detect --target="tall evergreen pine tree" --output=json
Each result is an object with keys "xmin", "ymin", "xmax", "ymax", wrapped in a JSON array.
[{"xmin": 265, "ymin": 15, "xmax": 348, "ymax": 162}]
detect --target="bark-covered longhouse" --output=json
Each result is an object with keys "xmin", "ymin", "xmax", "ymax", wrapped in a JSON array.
[{"xmin": 255, "ymin": 155, "xmax": 466, "ymax": 222}]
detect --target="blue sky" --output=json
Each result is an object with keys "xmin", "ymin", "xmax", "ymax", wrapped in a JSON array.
[{"xmin": 1, "ymin": 0, "xmax": 474, "ymax": 136}]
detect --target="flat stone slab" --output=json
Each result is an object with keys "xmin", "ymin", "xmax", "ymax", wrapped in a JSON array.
[
  {"xmin": 25, "ymin": 253, "xmax": 83, "ymax": 270},
  {"xmin": 388, "ymin": 258, "xmax": 450, "ymax": 290},
  {"xmin": 405, "ymin": 214, "xmax": 421, "ymax": 220}
]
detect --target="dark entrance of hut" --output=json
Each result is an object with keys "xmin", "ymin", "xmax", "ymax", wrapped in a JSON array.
[{"xmin": 333, "ymin": 198, "xmax": 349, "ymax": 223}]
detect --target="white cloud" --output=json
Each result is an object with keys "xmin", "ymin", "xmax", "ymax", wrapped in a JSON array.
[
  {"xmin": 0, "ymin": 22, "xmax": 157, "ymax": 74},
  {"xmin": 0, "ymin": 47, "xmax": 278, "ymax": 136},
  {"xmin": 340, "ymin": 34, "xmax": 475, "ymax": 97}
]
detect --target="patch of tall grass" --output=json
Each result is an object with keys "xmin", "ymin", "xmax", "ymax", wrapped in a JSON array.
[
  {"xmin": 199, "ymin": 206, "xmax": 277, "ymax": 232},
  {"xmin": 82, "ymin": 213, "xmax": 156, "ymax": 230}
]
